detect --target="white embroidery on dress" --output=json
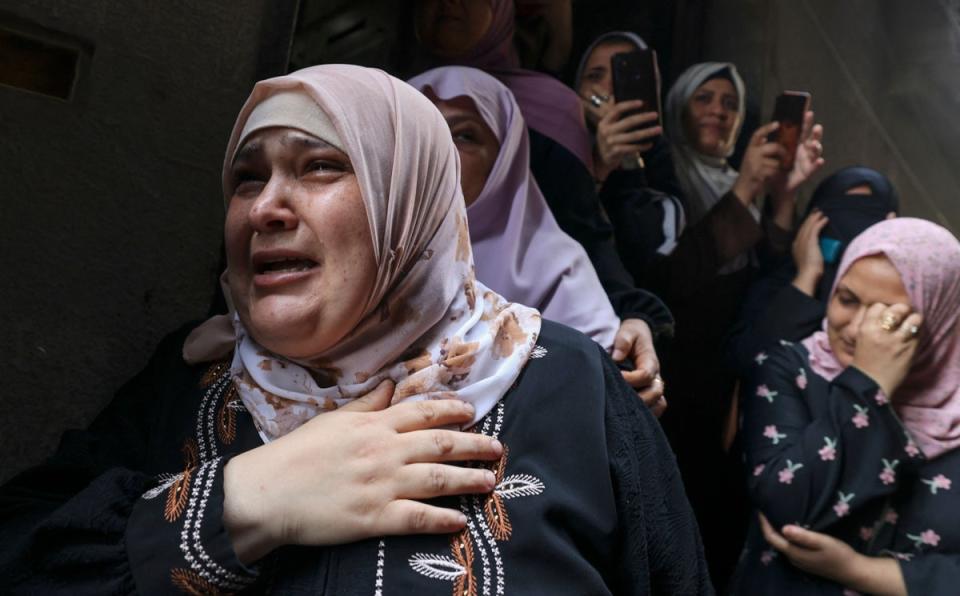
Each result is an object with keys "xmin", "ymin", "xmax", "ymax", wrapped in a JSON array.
[
  {"xmin": 406, "ymin": 402, "xmax": 545, "ymax": 596},
  {"xmin": 408, "ymin": 553, "xmax": 467, "ymax": 580},
  {"xmin": 142, "ymin": 472, "xmax": 182, "ymax": 500},
  {"xmin": 471, "ymin": 493, "xmax": 504, "ymax": 595},
  {"xmin": 496, "ymin": 474, "xmax": 545, "ymax": 499},
  {"xmin": 375, "ymin": 539, "xmax": 386, "ymax": 596},
  {"xmin": 174, "ymin": 372, "xmax": 255, "ymax": 590}
]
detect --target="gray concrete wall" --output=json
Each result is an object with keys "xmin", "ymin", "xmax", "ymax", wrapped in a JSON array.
[
  {"xmin": 702, "ymin": 0, "xmax": 960, "ymax": 231},
  {"xmin": 0, "ymin": 1, "xmax": 286, "ymax": 482}
]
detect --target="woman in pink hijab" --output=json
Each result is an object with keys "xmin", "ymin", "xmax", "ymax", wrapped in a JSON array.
[
  {"xmin": 0, "ymin": 65, "xmax": 709, "ymax": 594},
  {"xmin": 732, "ymin": 218, "xmax": 960, "ymax": 595}
]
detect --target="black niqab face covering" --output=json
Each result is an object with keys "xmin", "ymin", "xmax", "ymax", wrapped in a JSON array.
[{"xmin": 805, "ymin": 166, "xmax": 900, "ymax": 298}]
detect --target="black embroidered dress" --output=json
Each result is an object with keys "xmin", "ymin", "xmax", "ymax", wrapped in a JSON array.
[{"xmin": 0, "ymin": 321, "xmax": 711, "ymax": 595}]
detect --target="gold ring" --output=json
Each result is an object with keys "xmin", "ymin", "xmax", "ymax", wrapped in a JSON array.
[{"xmin": 880, "ymin": 313, "xmax": 900, "ymax": 331}]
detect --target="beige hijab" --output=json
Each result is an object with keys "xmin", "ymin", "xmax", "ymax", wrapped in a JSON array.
[{"xmin": 192, "ymin": 64, "xmax": 541, "ymax": 441}]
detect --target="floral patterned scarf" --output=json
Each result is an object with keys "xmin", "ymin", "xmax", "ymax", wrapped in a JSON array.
[{"xmin": 190, "ymin": 65, "xmax": 541, "ymax": 442}]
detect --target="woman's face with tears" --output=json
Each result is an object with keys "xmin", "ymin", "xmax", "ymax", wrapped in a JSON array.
[{"xmin": 225, "ymin": 127, "xmax": 377, "ymax": 360}]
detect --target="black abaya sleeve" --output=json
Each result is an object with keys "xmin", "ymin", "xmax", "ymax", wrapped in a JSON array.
[
  {"xmin": 0, "ymin": 326, "xmax": 259, "ymax": 594},
  {"xmin": 600, "ymin": 345, "xmax": 714, "ymax": 595},
  {"xmin": 527, "ymin": 128, "xmax": 675, "ymax": 339}
]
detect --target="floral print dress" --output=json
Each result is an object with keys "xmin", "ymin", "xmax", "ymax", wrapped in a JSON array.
[{"xmin": 731, "ymin": 342, "xmax": 960, "ymax": 595}]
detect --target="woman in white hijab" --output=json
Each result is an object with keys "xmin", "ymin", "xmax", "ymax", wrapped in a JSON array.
[{"xmin": 0, "ymin": 65, "xmax": 710, "ymax": 595}]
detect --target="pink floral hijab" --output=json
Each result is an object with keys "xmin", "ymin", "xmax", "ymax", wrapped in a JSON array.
[
  {"xmin": 189, "ymin": 65, "xmax": 541, "ymax": 441},
  {"xmin": 803, "ymin": 218, "xmax": 960, "ymax": 459}
]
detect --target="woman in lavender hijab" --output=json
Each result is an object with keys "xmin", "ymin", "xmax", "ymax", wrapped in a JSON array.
[
  {"xmin": 410, "ymin": 65, "xmax": 667, "ymax": 413},
  {"xmin": 413, "ymin": 0, "xmax": 677, "ymax": 382}
]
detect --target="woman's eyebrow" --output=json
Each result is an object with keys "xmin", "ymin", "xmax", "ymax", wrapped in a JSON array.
[
  {"xmin": 837, "ymin": 285, "xmax": 860, "ymax": 300},
  {"xmin": 232, "ymin": 141, "xmax": 263, "ymax": 166},
  {"xmin": 444, "ymin": 114, "xmax": 482, "ymax": 128},
  {"xmin": 282, "ymin": 135, "xmax": 335, "ymax": 150}
]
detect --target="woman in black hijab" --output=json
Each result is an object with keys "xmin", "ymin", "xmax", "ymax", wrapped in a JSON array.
[{"xmin": 727, "ymin": 166, "xmax": 900, "ymax": 376}]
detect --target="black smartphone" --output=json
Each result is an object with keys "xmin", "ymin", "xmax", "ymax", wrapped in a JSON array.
[
  {"xmin": 767, "ymin": 91, "xmax": 811, "ymax": 171},
  {"xmin": 610, "ymin": 48, "xmax": 662, "ymax": 131}
]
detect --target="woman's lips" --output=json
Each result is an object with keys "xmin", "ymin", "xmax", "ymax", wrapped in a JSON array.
[
  {"xmin": 253, "ymin": 263, "xmax": 319, "ymax": 288},
  {"xmin": 699, "ymin": 122, "xmax": 727, "ymax": 134},
  {"xmin": 251, "ymin": 250, "xmax": 320, "ymax": 288}
]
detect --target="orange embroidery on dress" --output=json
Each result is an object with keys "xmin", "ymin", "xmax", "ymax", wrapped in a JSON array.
[
  {"xmin": 484, "ymin": 446, "xmax": 512, "ymax": 541},
  {"xmin": 217, "ymin": 383, "xmax": 238, "ymax": 445},
  {"xmin": 170, "ymin": 567, "xmax": 225, "ymax": 595},
  {"xmin": 199, "ymin": 361, "xmax": 229, "ymax": 388},
  {"xmin": 164, "ymin": 440, "xmax": 198, "ymax": 522},
  {"xmin": 451, "ymin": 530, "xmax": 478, "ymax": 596}
]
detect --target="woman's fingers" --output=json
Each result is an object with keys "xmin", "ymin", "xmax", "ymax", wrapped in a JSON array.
[
  {"xmin": 634, "ymin": 376, "xmax": 665, "ymax": 407},
  {"xmin": 798, "ymin": 211, "xmax": 828, "ymax": 238},
  {"xmin": 800, "ymin": 110, "xmax": 815, "ymax": 141},
  {"xmin": 864, "ymin": 302, "xmax": 889, "ymax": 326},
  {"xmin": 581, "ymin": 97, "xmax": 603, "ymax": 119},
  {"xmin": 339, "ymin": 379, "xmax": 396, "ymax": 412},
  {"xmin": 650, "ymin": 396, "xmax": 668, "ymax": 417},
  {"xmin": 394, "ymin": 463, "xmax": 497, "ymax": 500},
  {"xmin": 811, "ymin": 212, "xmax": 830, "ymax": 233},
  {"xmin": 758, "ymin": 142, "xmax": 789, "ymax": 160},
  {"xmin": 376, "ymin": 499, "xmax": 468, "ymax": 535},
  {"xmin": 758, "ymin": 513, "xmax": 791, "ymax": 552},
  {"xmin": 609, "ymin": 125, "xmax": 663, "ymax": 146},
  {"xmin": 751, "ymin": 121, "xmax": 780, "ymax": 144},
  {"xmin": 386, "ymin": 398, "xmax": 476, "ymax": 433},
  {"xmin": 878, "ymin": 303, "xmax": 913, "ymax": 330},
  {"xmin": 400, "ymin": 429, "xmax": 504, "ymax": 463},
  {"xmin": 591, "ymin": 84, "xmax": 613, "ymax": 101},
  {"xmin": 782, "ymin": 524, "xmax": 826, "ymax": 550},
  {"xmin": 894, "ymin": 313, "xmax": 924, "ymax": 340},
  {"xmin": 607, "ymin": 108, "xmax": 657, "ymax": 131}
]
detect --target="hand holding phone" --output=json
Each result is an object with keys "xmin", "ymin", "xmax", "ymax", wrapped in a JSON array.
[
  {"xmin": 610, "ymin": 49, "xmax": 662, "ymax": 132},
  {"xmin": 609, "ymin": 49, "xmax": 662, "ymax": 170},
  {"xmin": 767, "ymin": 91, "xmax": 811, "ymax": 171}
]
